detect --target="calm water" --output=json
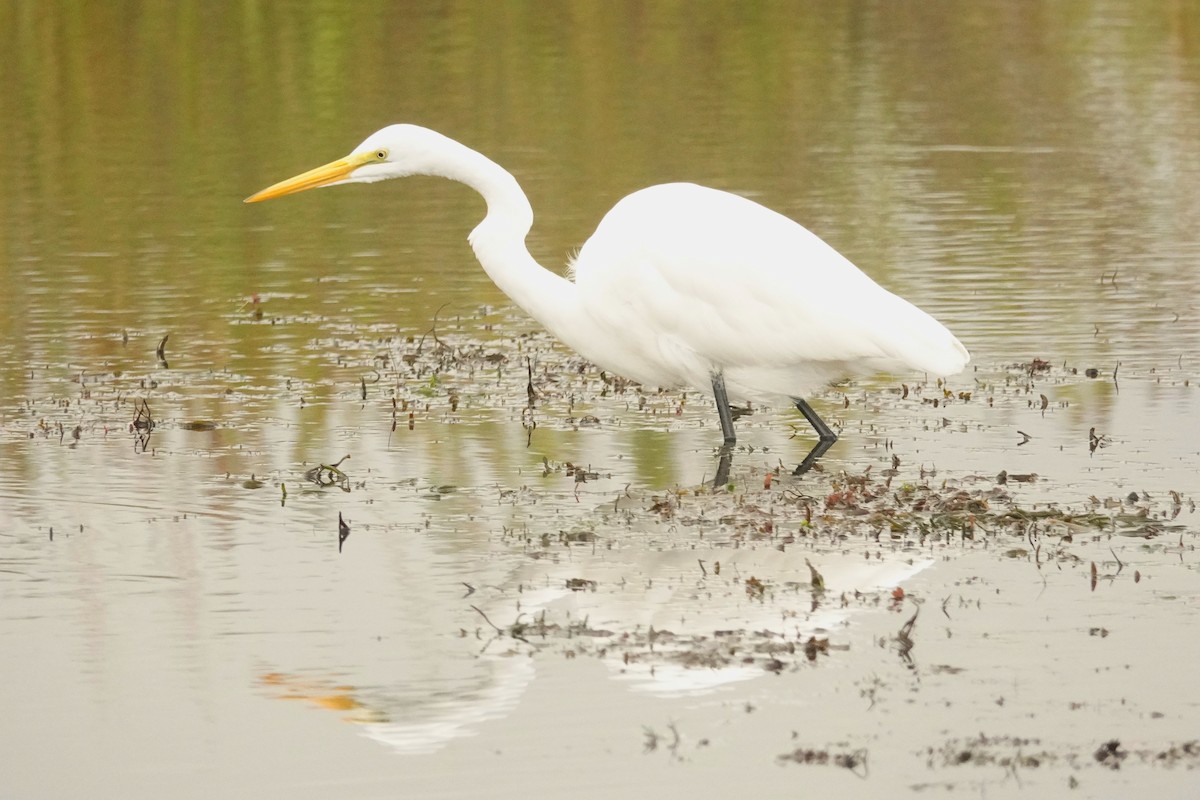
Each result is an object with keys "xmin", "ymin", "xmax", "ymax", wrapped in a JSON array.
[{"xmin": 2, "ymin": 2, "xmax": 1200, "ymax": 797}]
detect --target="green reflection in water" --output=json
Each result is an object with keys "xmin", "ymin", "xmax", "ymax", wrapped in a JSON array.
[{"xmin": 2, "ymin": 0, "xmax": 1199, "ymax": 483}]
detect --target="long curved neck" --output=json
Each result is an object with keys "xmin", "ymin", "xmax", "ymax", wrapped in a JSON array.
[{"xmin": 433, "ymin": 143, "xmax": 578, "ymax": 339}]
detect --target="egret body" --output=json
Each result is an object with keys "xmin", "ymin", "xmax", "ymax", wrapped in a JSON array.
[{"xmin": 246, "ymin": 125, "xmax": 969, "ymax": 472}]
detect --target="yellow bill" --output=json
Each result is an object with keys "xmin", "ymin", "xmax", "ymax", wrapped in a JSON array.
[{"xmin": 244, "ymin": 152, "xmax": 374, "ymax": 203}]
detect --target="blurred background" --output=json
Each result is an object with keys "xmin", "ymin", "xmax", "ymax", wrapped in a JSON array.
[{"xmin": 3, "ymin": 0, "xmax": 1199, "ymax": 377}]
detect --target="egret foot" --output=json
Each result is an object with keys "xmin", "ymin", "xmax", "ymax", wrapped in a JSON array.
[{"xmin": 792, "ymin": 397, "xmax": 838, "ymax": 475}]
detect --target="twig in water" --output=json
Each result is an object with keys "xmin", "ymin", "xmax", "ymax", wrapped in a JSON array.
[
  {"xmin": 414, "ymin": 302, "xmax": 451, "ymax": 355},
  {"xmin": 896, "ymin": 605, "xmax": 919, "ymax": 663},
  {"xmin": 338, "ymin": 512, "xmax": 350, "ymax": 552},
  {"xmin": 470, "ymin": 604, "xmax": 503, "ymax": 635}
]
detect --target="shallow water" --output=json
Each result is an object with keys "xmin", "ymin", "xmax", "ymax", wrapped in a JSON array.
[{"xmin": 2, "ymin": 2, "xmax": 1200, "ymax": 798}]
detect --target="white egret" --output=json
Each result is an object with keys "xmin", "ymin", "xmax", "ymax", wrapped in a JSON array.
[{"xmin": 246, "ymin": 125, "xmax": 969, "ymax": 474}]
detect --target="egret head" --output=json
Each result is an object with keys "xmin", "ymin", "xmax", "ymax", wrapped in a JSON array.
[{"xmin": 244, "ymin": 124, "xmax": 452, "ymax": 203}]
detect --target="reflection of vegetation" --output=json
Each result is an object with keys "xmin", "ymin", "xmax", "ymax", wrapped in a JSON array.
[{"xmin": 2, "ymin": 2, "xmax": 1199, "ymax": 471}]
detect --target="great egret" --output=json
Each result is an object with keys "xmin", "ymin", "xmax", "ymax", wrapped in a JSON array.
[{"xmin": 246, "ymin": 125, "xmax": 969, "ymax": 474}]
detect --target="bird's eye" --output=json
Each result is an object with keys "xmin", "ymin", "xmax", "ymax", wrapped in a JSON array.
[{"xmin": 375, "ymin": 149, "xmax": 388, "ymax": 160}]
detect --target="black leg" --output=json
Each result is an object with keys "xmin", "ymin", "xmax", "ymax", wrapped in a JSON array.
[
  {"xmin": 793, "ymin": 398, "xmax": 837, "ymax": 475},
  {"xmin": 796, "ymin": 398, "xmax": 837, "ymax": 442},
  {"xmin": 710, "ymin": 373, "xmax": 737, "ymax": 488},
  {"xmin": 711, "ymin": 373, "xmax": 737, "ymax": 446},
  {"xmin": 713, "ymin": 451, "xmax": 732, "ymax": 487}
]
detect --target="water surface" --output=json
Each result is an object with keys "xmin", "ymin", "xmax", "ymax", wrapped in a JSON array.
[{"xmin": 2, "ymin": 3, "xmax": 1199, "ymax": 797}]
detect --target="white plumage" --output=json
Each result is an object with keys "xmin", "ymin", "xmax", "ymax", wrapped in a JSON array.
[
  {"xmin": 247, "ymin": 124, "xmax": 969, "ymax": 466},
  {"xmin": 570, "ymin": 182, "xmax": 968, "ymax": 402}
]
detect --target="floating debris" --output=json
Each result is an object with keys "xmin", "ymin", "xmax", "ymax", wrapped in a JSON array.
[
  {"xmin": 565, "ymin": 578, "xmax": 597, "ymax": 592},
  {"xmin": 744, "ymin": 575, "xmax": 767, "ymax": 600},
  {"xmin": 777, "ymin": 746, "xmax": 868, "ymax": 777},
  {"xmin": 306, "ymin": 455, "xmax": 352, "ymax": 491},
  {"xmin": 129, "ymin": 399, "xmax": 154, "ymax": 453},
  {"xmin": 1094, "ymin": 739, "xmax": 1127, "ymax": 770},
  {"xmin": 805, "ymin": 559, "xmax": 825, "ymax": 592}
]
